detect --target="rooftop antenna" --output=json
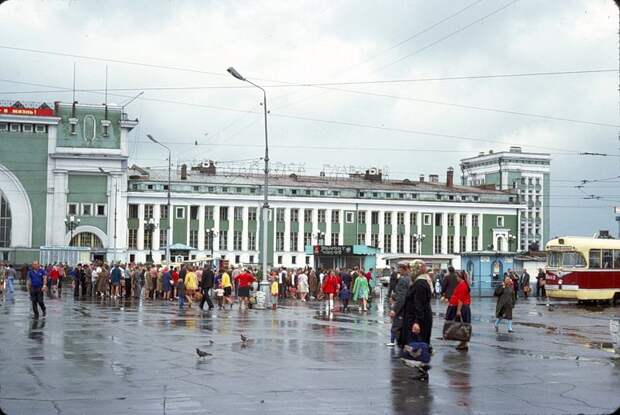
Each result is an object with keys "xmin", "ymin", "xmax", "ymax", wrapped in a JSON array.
[
  {"xmin": 72, "ymin": 62, "xmax": 76, "ymax": 103},
  {"xmin": 104, "ymin": 65, "xmax": 109, "ymax": 120}
]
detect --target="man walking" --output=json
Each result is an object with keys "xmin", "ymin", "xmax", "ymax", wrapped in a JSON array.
[
  {"xmin": 520, "ymin": 269, "xmax": 531, "ymax": 299},
  {"xmin": 387, "ymin": 262, "xmax": 412, "ymax": 347},
  {"xmin": 28, "ymin": 261, "xmax": 47, "ymax": 318},
  {"xmin": 200, "ymin": 266, "xmax": 215, "ymax": 310}
]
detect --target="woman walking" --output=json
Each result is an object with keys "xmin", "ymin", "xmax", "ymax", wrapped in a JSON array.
[
  {"xmin": 321, "ymin": 270, "xmax": 340, "ymax": 311},
  {"xmin": 297, "ymin": 270, "xmax": 309, "ymax": 302},
  {"xmin": 445, "ymin": 271, "xmax": 471, "ymax": 351},
  {"xmin": 352, "ymin": 272, "xmax": 370, "ymax": 312},
  {"xmin": 184, "ymin": 267, "xmax": 199, "ymax": 308},
  {"xmin": 494, "ymin": 277, "xmax": 516, "ymax": 333}
]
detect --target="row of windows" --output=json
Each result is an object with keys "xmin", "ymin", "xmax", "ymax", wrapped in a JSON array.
[
  {"xmin": 68, "ymin": 203, "xmax": 106, "ymax": 217},
  {"xmin": 0, "ymin": 122, "xmax": 47, "ymax": 133}
]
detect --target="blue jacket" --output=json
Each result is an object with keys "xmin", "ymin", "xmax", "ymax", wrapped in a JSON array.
[{"xmin": 28, "ymin": 268, "xmax": 46, "ymax": 289}]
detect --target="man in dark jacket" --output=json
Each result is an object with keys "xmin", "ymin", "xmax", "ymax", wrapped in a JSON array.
[
  {"xmin": 441, "ymin": 266, "xmax": 458, "ymax": 300},
  {"xmin": 536, "ymin": 268, "xmax": 546, "ymax": 297},
  {"xmin": 387, "ymin": 268, "xmax": 398, "ymax": 300},
  {"xmin": 200, "ymin": 267, "xmax": 215, "ymax": 310},
  {"xmin": 388, "ymin": 263, "xmax": 412, "ymax": 347},
  {"xmin": 520, "ymin": 269, "xmax": 531, "ymax": 298}
]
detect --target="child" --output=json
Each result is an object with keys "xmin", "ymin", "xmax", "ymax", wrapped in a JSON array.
[
  {"xmin": 339, "ymin": 284, "xmax": 350, "ymax": 312},
  {"xmin": 214, "ymin": 283, "xmax": 225, "ymax": 310},
  {"xmin": 177, "ymin": 277, "xmax": 186, "ymax": 309},
  {"xmin": 270, "ymin": 277, "xmax": 279, "ymax": 310}
]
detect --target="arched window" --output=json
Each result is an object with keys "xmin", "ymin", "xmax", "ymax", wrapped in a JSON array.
[
  {"xmin": 0, "ymin": 192, "xmax": 11, "ymax": 247},
  {"xmin": 496, "ymin": 236, "xmax": 504, "ymax": 252},
  {"xmin": 70, "ymin": 232, "xmax": 103, "ymax": 249}
]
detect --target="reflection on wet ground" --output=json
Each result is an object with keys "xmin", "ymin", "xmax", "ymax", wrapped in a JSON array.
[{"xmin": 0, "ymin": 286, "xmax": 619, "ymax": 414}]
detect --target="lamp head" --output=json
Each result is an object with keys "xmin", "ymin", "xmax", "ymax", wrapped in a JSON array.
[
  {"xmin": 147, "ymin": 134, "xmax": 157, "ymax": 143},
  {"xmin": 227, "ymin": 67, "xmax": 245, "ymax": 81}
]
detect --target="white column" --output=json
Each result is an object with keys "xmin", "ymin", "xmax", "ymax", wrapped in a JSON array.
[
  {"xmin": 242, "ymin": 206, "xmax": 249, "ymax": 252},
  {"xmin": 186, "ymin": 204, "xmax": 191, "ymax": 246},
  {"xmin": 378, "ymin": 210, "xmax": 385, "ymax": 251},
  {"xmin": 454, "ymin": 213, "xmax": 461, "ymax": 254},
  {"xmin": 441, "ymin": 212, "xmax": 448, "ymax": 255},
  {"xmin": 466, "ymin": 213, "xmax": 473, "ymax": 251},
  {"xmin": 478, "ymin": 215, "xmax": 484, "ymax": 250},
  {"xmin": 197, "ymin": 205, "xmax": 205, "ymax": 251},
  {"xmin": 365, "ymin": 209, "xmax": 372, "ymax": 246},
  {"xmin": 153, "ymin": 204, "xmax": 161, "ymax": 250},
  {"xmin": 339, "ymin": 210, "xmax": 344, "ymax": 245},
  {"xmin": 390, "ymin": 212, "xmax": 397, "ymax": 254},
  {"xmin": 213, "ymin": 206, "xmax": 220, "ymax": 252},
  {"xmin": 284, "ymin": 207, "xmax": 291, "ymax": 251},
  {"xmin": 325, "ymin": 208, "xmax": 332, "ymax": 245},
  {"xmin": 50, "ymin": 170, "xmax": 68, "ymax": 246},
  {"xmin": 311, "ymin": 208, "xmax": 319, "ymax": 244},
  {"xmin": 227, "ymin": 204, "xmax": 234, "ymax": 252},
  {"xmin": 404, "ymin": 212, "xmax": 411, "ymax": 253},
  {"xmin": 137, "ymin": 204, "xmax": 145, "ymax": 250}
]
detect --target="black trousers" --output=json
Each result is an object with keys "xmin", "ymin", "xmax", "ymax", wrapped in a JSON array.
[
  {"xmin": 200, "ymin": 287, "xmax": 214, "ymax": 309},
  {"xmin": 30, "ymin": 288, "xmax": 46, "ymax": 316},
  {"xmin": 125, "ymin": 279, "xmax": 132, "ymax": 298},
  {"xmin": 74, "ymin": 280, "xmax": 80, "ymax": 297}
]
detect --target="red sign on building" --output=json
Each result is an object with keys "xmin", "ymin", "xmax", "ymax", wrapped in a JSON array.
[{"xmin": 0, "ymin": 105, "xmax": 54, "ymax": 117}]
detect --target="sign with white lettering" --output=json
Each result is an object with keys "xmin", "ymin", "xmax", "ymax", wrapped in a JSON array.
[{"xmin": 313, "ymin": 245, "xmax": 354, "ymax": 256}]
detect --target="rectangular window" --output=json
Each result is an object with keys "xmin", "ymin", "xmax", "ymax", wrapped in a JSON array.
[
  {"xmin": 248, "ymin": 233, "xmax": 257, "ymax": 251},
  {"xmin": 190, "ymin": 206, "xmax": 199, "ymax": 220},
  {"xmin": 460, "ymin": 235, "xmax": 467, "ymax": 253},
  {"xmin": 304, "ymin": 232, "xmax": 312, "ymax": 248},
  {"xmin": 384, "ymin": 212, "xmax": 392, "ymax": 226},
  {"xmin": 434, "ymin": 213, "xmax": 442, "ymax": 226},
  {"xmin": 276, "ymin": 208, "xmax": 285, "ymax": 222},
  {"xmin": 222, "ymin": 187, "xmax": 229, "ymax": 193},
  {"xmin": 233, "ymin": 230, "xmax": 242, "ymax": 250},
  {"xmin": 318, "ymin": 209, "xmax": 326, "ymax": 223},
  {"xmin": 234, "ymin": 207, "xmax": 243, "ymax": 221},
  {"xmin": 370, "ymin": 234, "xmax": 379, "ymax": 247},
  {"xmin": 447, "ymin": 235, "xmax": 454, "ymax": 254},
  {"xmin": 396, "ymin": 234, "xmax": 404, "ymax": 253},
  {"xmin": 357, "ymin": 211, "xmax": 366, "ymax": 224},
  {"xmin": 248, "ymin": 207, "xmax": 257, "ymax": 221},
  {"xmin": 410, "ymin": 213, "xmax": 417, "ymax": 227},
  {"xmin": 397, "ymin": 212, "xmax": 405, "ymax": 226},
  {"xmin": 434, "ymin": 235, "xmax": 442, "ymax": 253},
  {"xmin": 219, "ymin": 233, "xmax": 229, "ymax": 251},
  {"xmin": 175, "ymin": 207, "xmax": 185, "ymax": 219},
  {"xmin": 68, "ymin": 203, "xmax": 78, "ymax": 215},
  {"xmin": 277, "ymin": 255, "xmax": 283, "ymax": 265},
  {"xmin": 409, "ymin": 236, "xmax": 418, "ymax": 253},
  {"xmin": 159, "ymin": 229, "xmax": 168, "ymax": 248},
  {"xmin": 128, "ymin": 204, "xmax": 139, "ymax": 219},
  {"xmin": 331, "ymin": 210, "xmax": 340, "ymax": 223},
  {"xmin": 602, "ymin": 249, "xmax": 613, "ymax": 269},
  {"xmin": 472, "ymin": 215, "xmax": 479, "ymax": 227},
  {"xmin": 291, "ymin": 255, "xmax": 297, "ymax": 264},
  {"xmin": 331, "ymin": 233, "xmax": 339, "ymax": 245},
  {"xmin": 371, "ymin": 211, "xmax": 379, "ymax": 225},
  {"xmin": 423, "ymin": 214, "xmax": 431, "ymax": 226},
  {"xmin": 589, "ymin": 249, "xmax": 601, "ymax": 269},
  {"xmin": 357, "ymin": 233, "xmax": 366, "ymax": 245},
  {"xmin": 10, "ymin": 123, "xmax": 20, "ymax": 132},
  {"xmin": 144, "ymin": 229, "xmax": 152, "ymax": 250},
  {"xmin": 22, "ymin": 123, "xmax": 33, "ymax": 133},
  {"xmin": 304, "ymin": 209, "xmax": 313, "ymax": 223},
  {"xmin": 384, "ymin": 234, "xmax": 392, "ymax": 252},
  {"xmin": 189, "ymin": 230, "xmax": 198, "ymax": 248},
  {"xmin": 128, "ymin": 229, "xmax": 137, "ymax": 249},
  {"xmin": 460, "ymin": 215, "xmax": 466, "ymax": 227},
  {"xmin": 220, "ymin": 207, "xmax": 228, "ymax": 221},
  {"xmin": 144, "ymin": 204, "xmax": 154, "ymax": 220},
  {"xmin": 249, "ymin": 254, "xmax": 255, "ymax": 263},
  {"xmin": 204, "ymin": 230, "xmax": 213, "ymax": 251},
  {"xmin": 96, "ymin": 204, "xmax": 106, "ymax": 216},
  {"xmin": 204, "ymin": 206, "xmax": 214, "ymax": 221},
  {"xmin": 0, "ymin": 123, "xmax": 7, "ymax": 132},
  {"xmin": 291, "ymin": 208, "xmax": 299, "ymax": 222},
  {"xmin": 496, "ymin": 216, "xmax": 504, "ymax": 227},
  {"xmin": 160, "ymin": 205, "xmax": 169, "ymax": 220},
  {"xmin": 472, "ymin": 235, "xmax": 479, "ymax": 251},
  {"xmin": 305, "ymin": 256, "xmax": 310, "ymax": 265},
  {"xmin": 81, "ymin": 204, "xmax": 92, "ymax": 216},
  {"xmin": 447, "ymin": 214, "xmax": 455, "ymax": 227},
  {"xmin": 276, "ymin": 232, "xmax": 284, "ymax": 251},
  {"xmin": 345, "ymin": 211, "xmax": 354, "ymax": 223},
  {"xmin": 290, "ymin": 232, "xmax": 299, "ymax": 251}
]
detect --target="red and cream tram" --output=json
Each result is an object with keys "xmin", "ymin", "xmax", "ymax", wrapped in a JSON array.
[{"xmin": 545, "ymin": 237, "xmax": 620, "ymax": 302}]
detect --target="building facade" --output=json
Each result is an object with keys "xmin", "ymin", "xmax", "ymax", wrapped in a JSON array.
[
  {"xmin": 0, "ymin": 100, "xmax": 137, "ymax": 264},
  {"xmin": 460, "ymin": 146, "xmax": 550, "ymax": 251},
  {"xmin": 0, "ymin": 99, "xmax": 523, "ymax": 269}
]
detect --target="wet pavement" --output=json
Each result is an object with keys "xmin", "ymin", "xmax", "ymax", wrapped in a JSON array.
[{"xmin": 1, "ymin": 286, "xmax": 619, "ymax": 415}]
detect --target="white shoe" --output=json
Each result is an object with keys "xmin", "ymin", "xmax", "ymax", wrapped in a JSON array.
[{"xmin": 385, "ymin": 342, "xmax": 395, "ymax": 347}]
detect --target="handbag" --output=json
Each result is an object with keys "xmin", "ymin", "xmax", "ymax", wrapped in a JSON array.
[{"xmin": 442, "ymin": 317, "xmax": 472, "ymax": 342}]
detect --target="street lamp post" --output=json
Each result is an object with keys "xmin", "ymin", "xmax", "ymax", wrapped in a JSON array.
[
  {"xmin": 508, "ymin": 234, "xmax": 517, "ymax": 252},
  {"xmin": 146, "ymin": 218, "xmax": 157, "ymax": 263},
  {"xmin": 65, "ymin": 215, "xmax": 81, "ymax": 245},
  {"xmin": 206, "ymin": 227, "xmax": 217, "ymax": 259},
  {"xmin": 413, "ymin": 233, "xmax": 426, "ymax": 255},
  {"xmin": 147, "ymin": 134, "xmax": 172, "ymax": 264},
  {"xmin": 227, "ymin": 66, "xmax": 271, "ymax": 300},
  {"xmin": 98, "ymin": 167, "xmax": 119, "ymax": 263}
]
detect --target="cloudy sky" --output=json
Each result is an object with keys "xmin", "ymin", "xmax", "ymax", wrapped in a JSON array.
[{"xmin": 1, "ymin": 0, "xmax": 619, "ymax": 237}]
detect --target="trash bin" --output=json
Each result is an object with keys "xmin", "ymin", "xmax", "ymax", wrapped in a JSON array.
[
  {"xmin": 254, "ymin": 290, "xmax": 266, "ymax": 310},
  {"xmin": 610, "ymin": 319, "xmax": 620, "ymax": 355}
]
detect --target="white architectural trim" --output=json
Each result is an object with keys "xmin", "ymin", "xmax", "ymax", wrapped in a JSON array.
[
  {"xmin": 0, "ymin": 163, "xmax": 33, "ymax": 247},
  {"xmin": 64, "ymin": 225, "xmax": 108, "ymax": 247}
]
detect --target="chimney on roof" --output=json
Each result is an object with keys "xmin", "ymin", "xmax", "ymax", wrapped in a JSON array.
[
  {"xmin": 447, "ymin": 167, "xmax": 454, "ymax": 187},
  {"xmin": 364, "ymin": 168, "xmax": 382, "ymax": 182},
  {"xmin": 181, "ymin": 164, "xmax": 187, "ymax": 180},
  {"xmin": 429, "ymin": 174, "xmax": 439, "ymax": 183},
  {"xmin": 489, "ymin": 149, "xmax": 494, "ymax": 154},
  {"xmin": 478, "ymin": 151, "xmax": 485, "ymax": 156},
  {"xmin": 419, "ymin": 174, "xmax": 425, "ymax": 182}
]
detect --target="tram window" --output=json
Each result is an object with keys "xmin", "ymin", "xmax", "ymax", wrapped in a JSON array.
[
  {"xmin": 548, "ymin": 252, "xmax": 560, "ymax": 267},
  {"xmin": 562, "ymin": 252, "xmax": 585, "ymax": 268},
  {"xmin": 589, "ymin": 249, "xmax": 601, "ymax": 269},
  {"xmin": 614, "ymin": 250, "xmax": 620, "ymax": 269},
  {"xmin": 602, "ymin": 250, "xmax": 613, "ymax": 269}
]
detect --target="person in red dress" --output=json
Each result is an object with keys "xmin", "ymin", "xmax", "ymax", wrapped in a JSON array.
[
  {"xmin": 445, "ymin": 271, "xmax": 472, "ymax": 351},
  {"xmin": 321, "ymin": 270, "xmax": 340, "ymax": 311},
  {"xmin": 234, "ymin": 268, "xmax": 256, "ymax": 311}
]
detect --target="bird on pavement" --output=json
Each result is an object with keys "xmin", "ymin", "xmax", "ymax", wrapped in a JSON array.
[
  {"xmin": 196, "ymin": 348, "xmax": 212, "ymax": 359},
  {"xmin": 240, "ymin": 333, "xmax": 249, "ymax": 347}
]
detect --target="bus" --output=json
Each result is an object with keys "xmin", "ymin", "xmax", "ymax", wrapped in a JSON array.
[{"xmin": 545, "ymin": 236, "xmax": 620, "ymax": 302}]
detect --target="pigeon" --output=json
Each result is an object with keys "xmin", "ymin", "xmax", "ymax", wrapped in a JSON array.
[
  {"xmin": 208, "ymin": 339, "xmax": 214, "ymax": 345},
  {"xmin": 196, "ymin": 348, "xmax": 212, "ymax": 359},
  {"xmin": 240, "ymin": 334, "xmax": 250, "ymax": 348}
]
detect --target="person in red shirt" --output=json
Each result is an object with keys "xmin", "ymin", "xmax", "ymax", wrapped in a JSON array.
[
  {"xmin": 321, "ymin": 270, "xmax": 340, "ymax": 311},
  {"xmin": 49, "ymin": 265, "xmax": 60, "ymax": 298},
  {"xmin": 171, "ymin": 268, "xmax": 180, "ymax": 300},
  {"xmin": 445, "ymin": 271, "xmax": 472, "ymax": 351},
  {"xmin": 234, "ymin": 269, "xmax": 256, "ymax": 310}
]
